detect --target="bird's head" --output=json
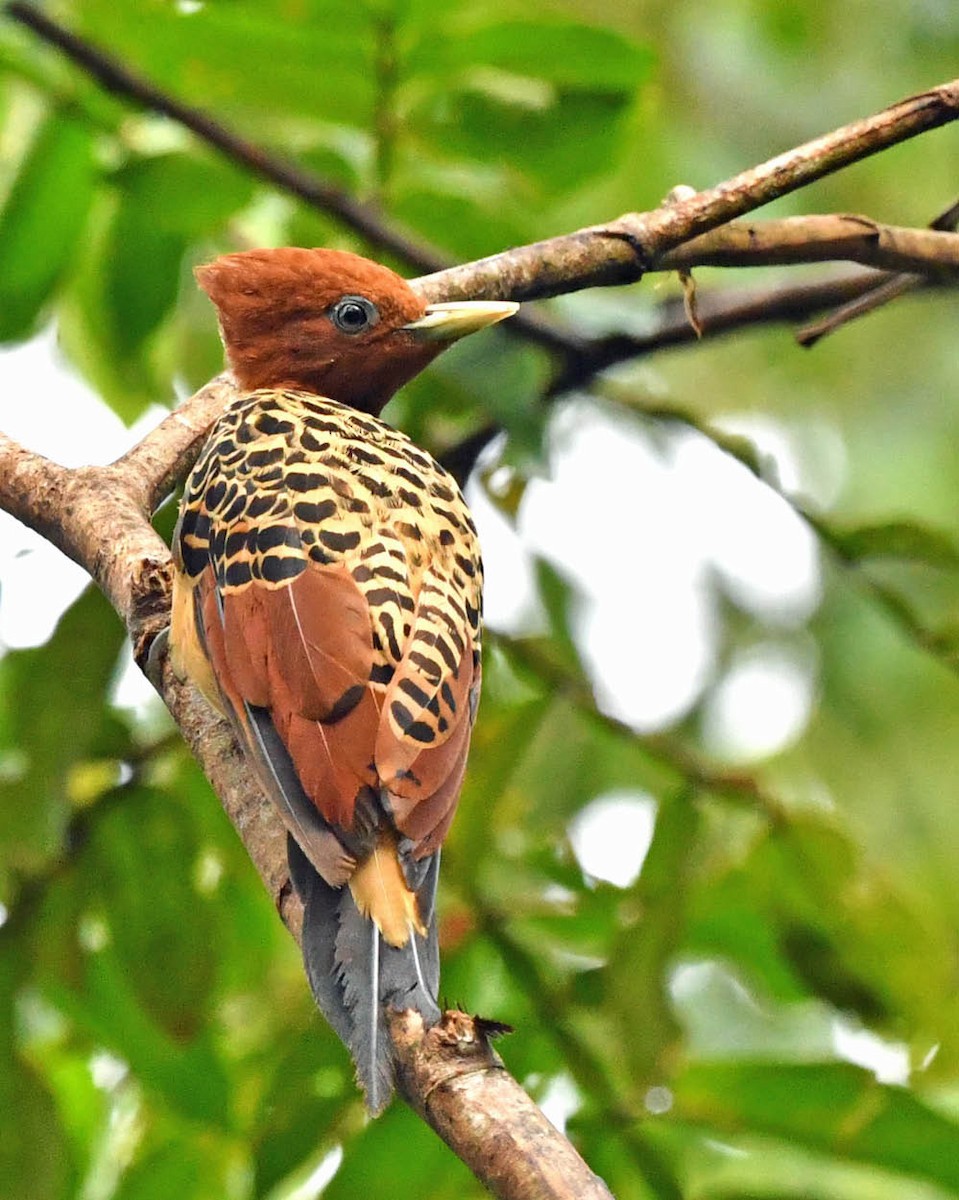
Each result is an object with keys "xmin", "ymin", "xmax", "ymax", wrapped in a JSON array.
[{"xmin": 195, "ymin": 247, "xmax": 517, "ymax": 414}]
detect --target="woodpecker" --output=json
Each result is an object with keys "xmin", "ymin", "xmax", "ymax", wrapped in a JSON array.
[{"xmin": 169, "ymin": 247, "xmax": 516, "ymax": 1110}]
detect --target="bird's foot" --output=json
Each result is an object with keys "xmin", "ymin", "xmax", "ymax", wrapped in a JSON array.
[{"xmin": 144, "ymin": 624, "xmax": 170, "ymax": 692}]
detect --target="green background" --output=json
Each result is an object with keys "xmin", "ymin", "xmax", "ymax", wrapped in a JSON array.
[{"xmin": 1, "ymin": 1, "xmax": 959, "ymax": 1197}]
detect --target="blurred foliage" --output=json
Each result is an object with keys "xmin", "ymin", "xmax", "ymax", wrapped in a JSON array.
[{"xmin": 2, "ymin": 0, "xmax": 959, "ymax": 1197}]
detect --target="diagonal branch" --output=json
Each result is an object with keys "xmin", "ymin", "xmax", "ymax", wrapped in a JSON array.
[
  {"xmin": 548, "ymin": 268, "xmax": 935, "ymax": 395},
  {"xmin": 796, "ymin": 195, "xmax": 959, "ymax": 345},
  {"xmin": 412, "ymin": 80, "xmax": 959, "ymax": 303},
  {"xmin": 8, "ymin": 3, "xmax": 959, "ymax": 360}
]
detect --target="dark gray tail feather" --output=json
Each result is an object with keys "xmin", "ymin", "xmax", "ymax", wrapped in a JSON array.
[
  {"xmin": 243, "ymin": 702, "xmax": 356, "ymax": 884},
  {"xmin": 288, "ymin": 834, "xmax": 441, "ymax": 1113}
]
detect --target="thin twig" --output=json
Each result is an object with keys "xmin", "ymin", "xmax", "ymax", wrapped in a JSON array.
[
  {"xmin": 657, "ymin": 214, "xmax": 959, "ymax": 276},
  {"xmin": 442, "ymin": 266, "xmax": 932, "ymax": 480},
  {"xmin": 548, "ymin": 268, "xmax": 921, "ymax": 396},
  {"xmin": 796, "ymin": 196, "xmax": 959, "ymax": 345}
]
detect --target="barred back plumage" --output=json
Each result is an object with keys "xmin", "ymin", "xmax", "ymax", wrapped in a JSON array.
[{"xmin": 169, "ymin": 247, "xmax": 515, "ymax": 1110}]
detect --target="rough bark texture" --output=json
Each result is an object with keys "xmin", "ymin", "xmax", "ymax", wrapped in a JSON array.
[{"xmin": 391, "ymin": 1011, "xmax": 614, "ymax": 1200}]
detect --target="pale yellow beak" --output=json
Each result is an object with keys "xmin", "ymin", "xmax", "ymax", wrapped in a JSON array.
[{"xmin": 403, "ymin": 299, "xmax": 519, "ymax": 342}]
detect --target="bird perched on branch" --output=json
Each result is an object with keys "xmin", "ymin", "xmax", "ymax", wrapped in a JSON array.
[{"xmin": 169, "ymin": 247, "xmax": 516, "ymax": 1110}]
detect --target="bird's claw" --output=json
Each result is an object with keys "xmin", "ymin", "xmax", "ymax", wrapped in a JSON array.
[{"xmin": 144, "ymin": 624, "xmax": 170, "ymax": 692}]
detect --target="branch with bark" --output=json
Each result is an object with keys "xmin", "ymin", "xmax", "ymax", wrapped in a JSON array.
[
  {"xmin": 7, "ymin": 0, "xmax": 959, "ymax": 370},
  {"xmin": 3, "ymin": 10, "xmax": 959, "ymax": 1193}
]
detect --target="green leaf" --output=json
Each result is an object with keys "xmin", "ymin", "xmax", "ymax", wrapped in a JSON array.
[
  {"xmin": 58, "ymin": 199, "xmax": 172, "ymax": 421},
  {"xmin": 27, "ymin": 787, "xmax": 232, "ymax": 1126},
  {"xmin": 570, "ymin": 1112, "xmax": 682, "ymax": 1200},
  {"xmin": 111, "ymin": 153, "xmax": 254, "ymax": 237},
  {"xmin": 114, "ymin": 1138, "xmax": 237, "ymax": 1200},
  {"xmin": 0, "ymin": 920, "xmax": 72, "ymax": 1199},
  {"xmin": 404, "ymin": 18, "xmax": 652, "ymax": 197},
  {"xmin": 251, "ymin": 1026, "xmax": 350, "ymax": 1195},
  {"xmin": 42, "ymin": 915, "xmax": 232, "ymax": 1128},
  {"xmin": 605, "ymin": 792, "xmax": 699, "ymax": 1089},
  {"xmin": 418, "ymin": 20, "xmax": 655, "ymax": 92},
  {"xmin": 0, "ymin": 587, "xmax": 125, "ymax": 882},
  {"xmin": 417, "ymin": 88, "xmax": 635, "ymax": 196},
  {"xmin": 0, "ymin": 108, "xmax": 96, "ymax": 341},
  {"xmin": 832, "ymin": 520, "xmax": 959, "ymax": 567},
  {"xmin": 92, "ymin": 152, "xmax": 254, "ymax": 369},
  {"xmin": 0, "ymin": 1058, "xmax": 73, "ymax": 1200},
  {"xmin": 104, "ymin": 207, "xmax": 186, "ymax": 355},
  {"xmin": 531, "ymin": 557, "xmax": 587, "ymax": 679},
  {"xmin": 674, "ymin": 1061, "xmax": 959, "ymax": 1191},
  {"xmin": 686, "ymin": 816, "xmax": 958, "ymax": 1046},
  {"xmin": 73, "ymin": 5, "xmax": 375, "ymax": 126},
  {"xmin": 325, "ymin": 1100, "xmax": 482, "ymax": 1200},
  {"xmin": 82, "ymin": 789, "xmax": 220, "ymax": 1037},
  {"xmin": 390, "ymin": 186, "xmax": 529, "ymax": 261}
]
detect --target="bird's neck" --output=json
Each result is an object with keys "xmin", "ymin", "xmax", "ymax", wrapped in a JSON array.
[{"xmin": 231, "ymin": 363, "xmax": 393, "ymax": 416}]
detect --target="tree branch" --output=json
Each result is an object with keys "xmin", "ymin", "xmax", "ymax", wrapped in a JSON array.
[
  {"xmin": 412, "ymin": 80, "xmax": 959, "ymax": 303},
  {"xmin": 795, "ymin": 195, "xmax": 959, "ymax": 345},
  {"xmin": 9, "ymin": 3, "xmax": 959, "ymax": 357},
  {"xmin": 391, "ymin": 1010, "xmax": 615, "ymax": 1200},
  {"xmin": 656, "ymin": 214, "xmax": 959, "ymax": 276},
  {"xmin": 548, "ymin": 268, "xmax": 926, "ymax": 395}
]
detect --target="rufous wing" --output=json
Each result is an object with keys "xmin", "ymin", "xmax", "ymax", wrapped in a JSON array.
[{"xmin": 192, "ymin": 557, "xmax": 379, "ymax": 839}]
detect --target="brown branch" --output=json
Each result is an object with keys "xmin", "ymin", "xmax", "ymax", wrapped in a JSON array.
[
  {"xmin": 412, "ymin": 80, "xmax": 959, "ymax": 303},
  {"xmin": 549, "ymin": 268, "xmax": 914, "ymax": 394},
  {"xmin": 13, "ymin": 1, "xmax": 959, "ymax": 374},
  {"xmin": 656, "ymin": 214, "xmax": 959, "ymax": 276},
  {"xmin": 115, "ymin": 373, "xmax": 239, "ymax": 514},
  {"xmin": 10, "ymin": 4, "xmax": 959, "ymax": 358},
  {"xmin": 441, "ymin": 265, "xmax": 938, "ymax": 476},
  {"xmin": 391, "ymin": 1011, "xmax": 614, "ymax": 1200},
  {"xmin": 796, "ymin": 195, "xmax": 959, "ymax": 345}
]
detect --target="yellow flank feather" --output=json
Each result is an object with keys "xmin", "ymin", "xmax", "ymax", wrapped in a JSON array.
[
  {"xmin": 349, "ymin": 832, "xmax": 426, "ymax": 947},
  {"xmin": 169, "ymin": 572, "xmax": 224, "ymax": 715}
]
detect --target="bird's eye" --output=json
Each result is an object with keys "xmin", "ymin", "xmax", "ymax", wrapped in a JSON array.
[{"xmin": 330, "ymin": 295, "xmax": 379, "ymax": 335}]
